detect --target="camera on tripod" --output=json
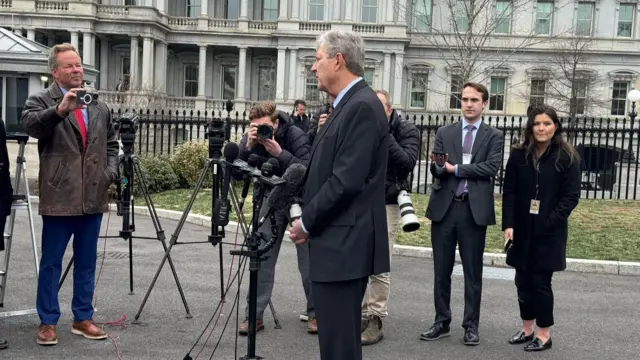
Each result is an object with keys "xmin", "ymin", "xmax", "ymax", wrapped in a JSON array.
[{"xmin": 115, "ymin": 113, "xmax": 139, "ymax": 150}]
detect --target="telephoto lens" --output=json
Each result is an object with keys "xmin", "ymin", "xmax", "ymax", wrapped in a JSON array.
[{"xmin": 397, "ymin": 190, "xmax": 420, "ymax": 232}]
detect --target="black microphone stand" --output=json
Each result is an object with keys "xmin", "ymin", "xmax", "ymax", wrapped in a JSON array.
[{"xmin": 231, "ymin": 161, "xmax": 285, "ymax": 360}]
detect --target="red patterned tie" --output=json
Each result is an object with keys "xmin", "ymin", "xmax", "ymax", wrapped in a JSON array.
[{"xmin": 74, "ymin": 109, "xmax": 87, "ymax": 150}]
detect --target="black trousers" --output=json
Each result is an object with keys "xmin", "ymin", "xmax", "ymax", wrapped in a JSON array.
[
  {"xmin": 313, "ymin": 277, "xmax": 368, "ymax": 360},
  {"xmin": 515, "ymin": 270, "xmax": 554, "ymax": 328},
  {"xmin": 431, "ymin": 198, "xmax": 487, "ymax": 330}
]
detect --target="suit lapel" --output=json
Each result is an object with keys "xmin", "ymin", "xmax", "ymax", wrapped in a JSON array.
[{"xmin": 471, "ymin": 122, "xmax": 489, "ymax": 158}]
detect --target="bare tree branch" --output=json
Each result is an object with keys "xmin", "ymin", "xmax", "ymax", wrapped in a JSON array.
[{"xmin": 394, "ymin": 0, "xmax": 572, "ymax": 110}]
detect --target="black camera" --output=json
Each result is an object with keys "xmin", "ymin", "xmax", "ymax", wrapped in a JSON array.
[
  {"xmin": 117, "ymin": 113, "xmax": 139, "ymax": 135},
  {"xmin": 256, "ymin": 124, "xmax": 273, "ymax": 139},
  {"xmin": 76, "ymin": 90, "xmax": 98, "ymax": 105}
]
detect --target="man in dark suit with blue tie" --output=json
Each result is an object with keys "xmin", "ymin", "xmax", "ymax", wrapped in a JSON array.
[
  {"xmin": 421, "ymin": 82, "xmax": 504, "ymax": 346},
  {"xmin": 288, "ymin": 29, "xmax": 390, "ymax": 360}
]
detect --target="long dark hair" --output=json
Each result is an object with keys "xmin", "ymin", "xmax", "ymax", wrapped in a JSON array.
[{"xmin": 514, "ymin": 104, "xmax": 579, "ymax": 171}]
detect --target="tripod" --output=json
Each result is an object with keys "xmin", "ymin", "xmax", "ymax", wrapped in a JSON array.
[
  {"xmin": 135, "ymin": 117, "xmax": 230, "ymax": 320},
  {"xmin": 59, "ymin": 115, "xmax": 192, "ymax": 319}
]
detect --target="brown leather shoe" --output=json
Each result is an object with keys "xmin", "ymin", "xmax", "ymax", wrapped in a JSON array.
[
  {"xmin": 238, "ymin": 319, "xmax": 264, "ymax": 335},
  {"xmin": 307, "ymin": 317, "xmax": 318, "ymax": 334},
  {"xmin": 71, "ymin": 320, "xmax": 107, "ymax": 340},
  {"xmin": 37, "ymin": 324, "xmax": 58, "ymax": 346}
]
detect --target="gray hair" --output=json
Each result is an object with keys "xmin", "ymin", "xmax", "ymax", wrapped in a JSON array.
[
  {"xmin": 48, "ymin": 43, "xmax": 80, "ymax": 70},
  {"xmin": 315, "ymin": 30, "xmax": 365, "ymax": 77},
  {"xmin": 374, "ymin": 89, "xmax": 392, "ymax": 108}
]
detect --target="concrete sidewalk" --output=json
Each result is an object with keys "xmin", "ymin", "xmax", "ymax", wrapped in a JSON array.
[{"xmin": 1, "ymin": 209, "xmax": 639, "ymax": 359}]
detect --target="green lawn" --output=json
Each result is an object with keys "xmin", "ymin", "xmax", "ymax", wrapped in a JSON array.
[{"xmin": 150, "ymin": 188, "xmax": 640, "ymax": 262}]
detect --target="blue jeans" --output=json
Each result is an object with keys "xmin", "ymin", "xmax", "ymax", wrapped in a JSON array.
[{"xmin": 36, "ymin": 214, "xmax": 103, "ymax": 325}]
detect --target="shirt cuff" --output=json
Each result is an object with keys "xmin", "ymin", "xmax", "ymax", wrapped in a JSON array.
[
  {"xmin": 300, "ymin": 219, "xmax": 309, "ymax": 234},
  {"xmin": 455, "ymin": 165, "xmax": 459, "ymax": 177}
]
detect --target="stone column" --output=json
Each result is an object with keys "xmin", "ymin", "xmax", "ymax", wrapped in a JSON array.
[
  {"xmin": 279, "ymin": 0, "xmax": 288, "ymax": 20},
  {"xmin": 383, "ymin": 52, "xmax": 391, "ymax": 91},
  {"xmin": 70, "ymin": 31, "xmax": 79, "ymax": 51},
  {"xmin": 156, "ymin": 0, "xmax": 166, "ymax": 13},
  {"xmin": 201, "ymin": 0, "xmax": 208, "ymax": 17},
  {"xmin": 100, "ymin": 38, "xmax": 109, "ymax": 90},
  {"xmin": 155, "ymin": 41, "xmax": 168, "ymax": 94},
  {"xmin": 238, "ymin": 46, "xmax": 247, "ymax": 100},
  {"xmin": 13, "ymin": 28, "xmax": 22, "ymax": 36},
  {"xmin": 393, "ymin": 52, "xmax": 404, "ymax": 107},
  {"xmin": 385, "ymin": 0, "xmax": 394, "ymax": 23},
  {"xmin": 397, "ymin": 0, "xmax": 407, "ymax": 25},
  {"xmin": 198, "ymin": 45, "xmax": 207, "ymax": 97},
  {"xmin": 291, "ymin": 0, "xmax": 299, "ymax": 19},
  {"xmin": 345, "ymin": 0, "xmax": 353, "ymax": 20},
  {"xmin": 141, "ymin": 37, "xmax": 154, "ymax": 90},
  {"xmin": 275, "ymin": 47, "xmax": 286, "ymax": 102},
  {"xmin": 240, "ymin": 0, "xmax": 248, "ymax": 19},
  {"xmin": 130, "ymin": 36, "xmax": 139, "ymax": 90},
  {"xmin": 82, "ymin": 32, "xmax": 92, "ymax": 65},
  {"xmin": 288, "ymin": 49, "xmax": 298, "ymax": 101},
  {"xmin": 26, "ymin": 29, "xmax": 35, "ymax": 41}
]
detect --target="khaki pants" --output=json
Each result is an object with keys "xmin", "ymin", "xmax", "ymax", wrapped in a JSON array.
[{"xmin": 361, "ymin": 204, "xmax": 400, "ymax": 319}]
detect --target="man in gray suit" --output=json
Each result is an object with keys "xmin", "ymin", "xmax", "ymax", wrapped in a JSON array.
[{"xmin": 421, "ymin": 82, "xmax": 504, "ymax": 346}]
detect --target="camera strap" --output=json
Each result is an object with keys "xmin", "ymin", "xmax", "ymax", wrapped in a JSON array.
[{"xmin": 73, "ymin": 108, "xmax": 87, "ymax": 150}]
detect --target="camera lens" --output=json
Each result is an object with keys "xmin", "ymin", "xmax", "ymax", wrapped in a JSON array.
[
  {"xmin": 83, "ymin": 94, "xmax": 92, "ymax": 104},
  {"xmin": 257, "ymin": 124, "xmax": 273, "ymax": 139}
]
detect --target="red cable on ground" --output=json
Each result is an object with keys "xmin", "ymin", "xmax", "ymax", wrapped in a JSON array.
[{"xmin": 194, "ymin": 226, "xmax": 243, "ymax": 359}]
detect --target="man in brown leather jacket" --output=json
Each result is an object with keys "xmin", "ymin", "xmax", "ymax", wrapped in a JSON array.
[{"xmin": 21, "ymin": 43, "xmax": 118, "ymax": 346}]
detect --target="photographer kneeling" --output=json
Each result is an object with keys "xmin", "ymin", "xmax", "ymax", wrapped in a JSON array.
[
  {"xmin": 361, "ymin": 89, "xmax": 420, "ymax": 345},
  {"xmin": 237, "ymin": 101, "xmax": 316, "ymax": 334}
]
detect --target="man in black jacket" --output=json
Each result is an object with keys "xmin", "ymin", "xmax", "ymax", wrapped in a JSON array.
[
  {"xmin": 291, "ymin": 99, "xmax": 310, "ymax": 133},
  {"xmin": 0, "ymin": 119, "xmax": 12, "ymax": 351},
  {"xmin": 236, "ymin": 101, "xmax": 317, "ymax": 334},
  {"xmin": 361, "ymin": 89, "xmax": 420, "ymax": 345}
]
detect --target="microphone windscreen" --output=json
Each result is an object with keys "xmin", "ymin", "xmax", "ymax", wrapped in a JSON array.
[
  {"xmin": 248, "ymin": 154, "xmax": 260, "ymax": 167},
  {"xmin": 267, "ymin": 157, "xmax": 280, "ymax": 170},
  {"xmin": 266, "ymin": 163, "xmax": 307, "ymax": 210},
  {"xmin": 223, "ymin": 142, "xmax": 240, "ymax": 162}
]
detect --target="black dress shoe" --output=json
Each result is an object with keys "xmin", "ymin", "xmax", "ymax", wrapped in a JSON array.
[
  {"xmin": 0, "ymin": 339, "xmax": 7, "ymax": 350},
  {"xmin": 508, "ymin": 330, "xmax": 535, "ymax": 344},
  {"xmin": 419, "ymin": 323, "xmax": 450, "ymax": 341},
  {"xmin": 524, "ymin": 337, "xmax": 552, "ymax": 352},
  {"xmin": 463, "ymin": 327, "xmax": 480, "ymax": 346}
]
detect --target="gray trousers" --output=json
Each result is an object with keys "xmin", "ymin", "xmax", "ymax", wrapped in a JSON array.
[{"xmin": 245, "ymin": 202, "xmax": 314, "ymax": 320}]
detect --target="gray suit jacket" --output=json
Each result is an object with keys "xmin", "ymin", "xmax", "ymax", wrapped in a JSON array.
[{"xmin": 425, "ymin": 120, "xmax": 504, "ymax": 226}]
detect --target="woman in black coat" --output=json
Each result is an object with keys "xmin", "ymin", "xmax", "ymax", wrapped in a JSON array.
[{"xmin": 502, "ymin": 104, "xmax": 581, "ymax": 352}]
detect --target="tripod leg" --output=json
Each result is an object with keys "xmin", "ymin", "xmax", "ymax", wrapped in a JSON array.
[
  {"xmin": 131, "ymin": 159, "xmax": 191, "ymax": 319},
  {"xmin": 134, "ymin": 159, "xmax": 212, "ymax": 321},
  {"xmin": 268, "ymin": 300, "xmax": 281, "ymax": 329}
]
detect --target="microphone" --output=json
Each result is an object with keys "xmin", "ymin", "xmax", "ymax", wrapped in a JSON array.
[
  {"xmin": 239, "ymin": 154, "xmax": 260, "ymax": 209},
  {"xmin": 220, "ymin": 142, "xmax": 240, "ymax": 201},
  {"xmin": 217, "ymin": 142, "xmax": 239, "ymax": 226},
  {"xmin": 258, "ymin": 163, "xmax": 306, "ymax": 227}
]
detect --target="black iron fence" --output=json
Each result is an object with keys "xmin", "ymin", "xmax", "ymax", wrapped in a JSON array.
[{"xmin": 110, "ymin": 108, "xmax": 640, "ymax": 200}]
